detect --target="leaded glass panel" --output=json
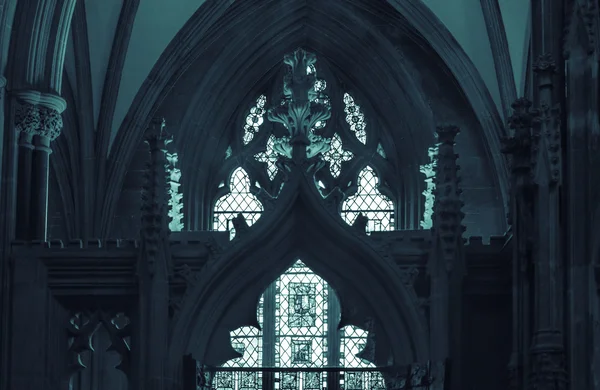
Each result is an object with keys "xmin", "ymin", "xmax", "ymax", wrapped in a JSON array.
[
  {"xmin": 275, "ymin": 260, "xmax": 328, "ymax": 368},
  {"xmin": 340, "ymin": 326, "xmax": 370, "ymax": 368},
  {"xmin": 255, "ymin": 135, "xmax": 280, "ymax": 180},
  {"xmin": 213, "ymin": 167, "xmax": 264, "ymax": 240},
  {"xmin": 322, "ymin": 133, "xmax": 354, "ymax": 178},
  {"xmin": 343, "ymin": 93, "xmax": 367, "ymax": 145},
  {"xmin": 243, "ymin": 95, "xmax": 267, "ymax": 145},
  {"xmin": 341, "ymin": 166, "xmax": 394, "ymax": 232}
]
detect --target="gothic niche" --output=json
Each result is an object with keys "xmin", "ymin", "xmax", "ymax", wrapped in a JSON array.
[{"xmin": 196, "ymin": 260, "xmax": 385, "ymax": 390}]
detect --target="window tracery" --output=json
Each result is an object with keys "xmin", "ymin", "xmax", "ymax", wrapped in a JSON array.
[
  {"xmin": 343, "ymin": 93, "xmax": 367, "ymax": 145},
  {"xmin": 243, "ymin": 95, "xmax": 268, "ymax": 145},
  {"xmin": 341, "ymin": 166, "xmax": 395, "ymax": 233},
  {"xmin": 213, "ymin": 167, "xmax": 264, "ymax": 240},
  {"xmin": 321, "ymin": 133, "xmax": 353, "ymax": 178},
  {"xmin": 214, "ymin": 50, "xmax": 399, "ymax": 238},
  {"xmin": 206, "ymin": 260, "xmax": 383, "ymax": 390}
]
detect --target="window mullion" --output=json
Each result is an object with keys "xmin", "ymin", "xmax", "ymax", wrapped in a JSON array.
[
  {"xmin": 262, "ymin": 283, "xmax": 276, "ymax": 389},
  {"xmin": 327, "ymin": 286, "xmax": 341, "ymax": 389}
]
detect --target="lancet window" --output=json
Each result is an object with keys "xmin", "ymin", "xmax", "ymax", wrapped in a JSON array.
[
  {"xmin": 211, "ymin": 49, "xmax": 399, "ymax": 236},
  {"xmin": 199, "ymin": 260, "xmax": 384, "ymax": 390}
]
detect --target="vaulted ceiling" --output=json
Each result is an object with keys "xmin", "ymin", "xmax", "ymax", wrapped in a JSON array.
[{"xmin": 63, "ymin": 0, "xmax": 531, "ymax": 151}]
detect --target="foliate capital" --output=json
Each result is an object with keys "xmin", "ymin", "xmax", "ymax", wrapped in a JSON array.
[
  {"xmin": 14, "ymin": 102, "xmax": 63, "ymax": 140},
  {"xmin": 13, "ymin": 90, "xmax": 66, "ymax": 141}
]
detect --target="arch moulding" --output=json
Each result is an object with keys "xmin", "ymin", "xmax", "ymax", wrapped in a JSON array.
[
  {"xmin": 104, "ymin": 0, "xmax": 509, "ymax": 237},
  {"xmin": 167, "ymin": 165, "xmax": 431, "ymax": 374}
]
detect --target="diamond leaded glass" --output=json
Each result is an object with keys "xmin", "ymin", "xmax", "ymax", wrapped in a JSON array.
[
  {"xmin": 343, "ymin": 93, "xmax": 367, "ymax": 145},
  {"xmin": 243, "ymin": 95, "xmax": 267, "ymax": 145},
  {"xmin": 275, "ymin": 260, "xmax": 328, "ymax": 368},
  {"xmin": 322, "ymin": 133, "xmax": 354, "ymax": 177},
  {"xmin": 341, "ymin": 166, "xmax": 394, "ymax": 232},
  {"xmin": 213, "ymin": 167, "xmax": 264, "ymax": 240}
]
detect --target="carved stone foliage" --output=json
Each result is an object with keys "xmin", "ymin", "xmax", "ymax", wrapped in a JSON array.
[
  {"xmin": 430, "ymin": 125, "xmax": 466, "ymax": 268},
  {"xmin": 140, "ymin": 117, "xmax": 172, "ymax": 275},
  {"xmin": 531, "ymin": 53, "xmax": 562, "ymax": 186},
  {"xmin": 267, "ymin": 48, "xmax": 332, "ymax": 153},
  {"xmin": 14, "ymin": 101, "xmax": 63, "ymax": 140}
]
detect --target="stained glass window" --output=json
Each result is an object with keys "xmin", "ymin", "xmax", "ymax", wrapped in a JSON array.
[
  {"xmin": 275, "ymin": 260, "xmax": 328, "ymax": 368},
  {"xmin": 322, "ymin": 133, "xmax": 354, "ymax": 178},
  {"xmin": 225, "ymin": 146, "xmax": 233, "ymax": 159},
  {"xmin": 243, "ymin": 95, "xmax": 267, "ymax": 145},
  {"xmin": 341, "ymin": 166, "xmax": 395, "ymax": 233},
  {"xmin": 213, "ymin": 167, "xmax": 264, "ymax": 240},
  {"xmin": 206, "ymin": 260, "xmax": 383, "ymax": 390},
  {"xmin": 343, "ymin": 93, "xmax": 367, "ymax": 145}
]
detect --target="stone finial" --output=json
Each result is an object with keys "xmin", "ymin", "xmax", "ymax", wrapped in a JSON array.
[
  {"xmin": 140, "ymin": 117, "xmax": 172, "ymax": 275},
  {"xmin": 430, "ymin": 124, "xmax": 466, "ymax": 269},
  {"xmin": 267, "ymin": 48, "xmax": 332, "ymax": 159},
  {"xmin": 502, "ymin": 98, "xmax": 538, "ymax": 175}
]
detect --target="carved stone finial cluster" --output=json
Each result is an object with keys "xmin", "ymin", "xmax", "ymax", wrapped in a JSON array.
[
  {"xmin": 502, "ymin": 98, "xmax": 538, "ymax": 178},
  {"xmin": 166, "ymin": 151, "xmax": 184, "ymax": 232},
  {"xmin": 430, "ymin": 125, "xmax": 466, "ymax": 268},
  {"xmin": 14, "ymin": 102, "xmax": 63, "ymax": 140},
  {"xmin": 140, "ymin": 117, "xmax": 172, "ymax": 274},
  {"xmin": 267, "ymin": 48, "xmax": 332, "ymax": 161}
]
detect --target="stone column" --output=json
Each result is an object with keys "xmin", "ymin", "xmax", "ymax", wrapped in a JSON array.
[
  {"xmin": 134, "ymin": 118, "xmax": 173, "ymax": 390},
  {"xmin": 563, "ymin": 3, "xmax": 598, "ymax": 389},
  {"xmin": 528, "ymin": 52, "xmax": 567, "ymax": 390},
  {"xmin": 502, "ymin": 98, "xmax": 537, "ymax": 390},
  {"xmin": 13, "ymin": 91, "xmax": 65, "ymax": 241}
]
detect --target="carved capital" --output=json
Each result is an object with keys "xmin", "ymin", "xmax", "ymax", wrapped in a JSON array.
[
  {"xmin": 14, "ymin": 102, "xmax": 41, "ymax": 136},
  {"xmin": 13, "ymin": 91, "xmax": 65, "ymax": 141}
]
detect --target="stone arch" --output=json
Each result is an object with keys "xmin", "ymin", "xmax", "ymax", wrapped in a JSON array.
[
  {"xmin": 167, "ymin": 172, "xmax": 430, "ymax": 376},
  {"xmin": 104, "ymin": 0, "xmax": 509, "ymax": 236}
]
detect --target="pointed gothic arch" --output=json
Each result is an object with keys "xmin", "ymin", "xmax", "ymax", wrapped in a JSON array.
[{"xmin": 168, "ymin": 170, "xmax": 430, "ymax": 378}]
